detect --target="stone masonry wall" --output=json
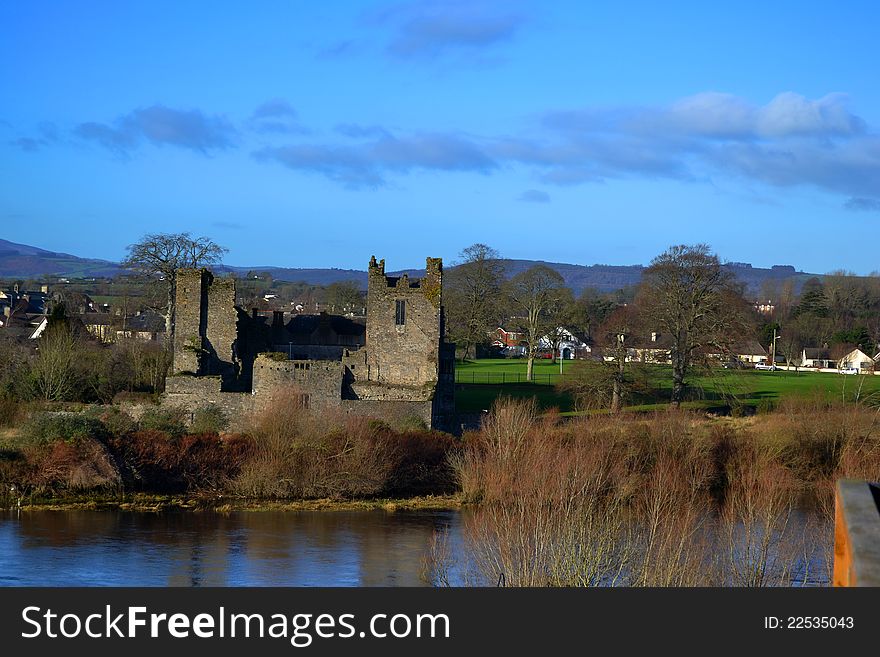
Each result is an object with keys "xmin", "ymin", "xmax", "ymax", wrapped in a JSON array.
[
  {"xmin": 163, "ymin": 375, "xmax": 253, "ymax": 427},
  {"xmin": 273, "ymin": 344, "xmax": 348, "ymax": 361},
  {"xmin": 251, "ymin": 355, "xmax": 343, "ymax": 411},
  {"xmin": 205, "ymin": 276, "xmax": 238, "ymax": 386},
  {"xmin": 340, "ymin": 399, "xmax": 433, "ymax": 428}
]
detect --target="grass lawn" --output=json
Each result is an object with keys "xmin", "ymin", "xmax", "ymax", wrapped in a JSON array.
[
  {"xmin": 454, "ymin": 358, "xmax": 880, "ymax": 415},
  {"xmin": 455, "ymin": 383, "xmax": 575, "ymax": 413}
]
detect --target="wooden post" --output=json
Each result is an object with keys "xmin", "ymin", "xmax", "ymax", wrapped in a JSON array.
[{"xmin": 833, "ymin": 479, "xmax": 880, "ymax": 586}]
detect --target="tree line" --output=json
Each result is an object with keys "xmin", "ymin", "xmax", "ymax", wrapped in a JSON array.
[{"xmin": 443, "ymin": 242, "xmax": 879, "ymax": 407}]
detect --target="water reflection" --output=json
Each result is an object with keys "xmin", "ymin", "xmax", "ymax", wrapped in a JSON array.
[
  {"xmin": 0, "ymin": 510, "xmax": 459, "ymax": 587},
  {"xmin": 0, "ymin": 508, "xmax": 829, "ymax": 587}
]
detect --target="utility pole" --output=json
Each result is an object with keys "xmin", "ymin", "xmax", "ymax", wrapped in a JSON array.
[{"xmin": 771, "ymin": 329, "xmax": 780, "ymax": 369}]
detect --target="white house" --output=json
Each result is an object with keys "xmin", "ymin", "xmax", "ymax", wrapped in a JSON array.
[
  {"xmin": 538, "ymin": 327, "xmax": 591, "ymax": 359},
  {"xmin": 734, "ymin": 341, "xmax": 768, "ymax": 364},
  {"xmin": 837, "ymin": 348, "xmax": 875, "ymax": 372},
  {"xmin": 801, "ymin": 348, "xmax": 835, "ymax": 368}
]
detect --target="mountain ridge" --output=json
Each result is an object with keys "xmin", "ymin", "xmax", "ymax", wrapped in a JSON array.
[{"xmin": 0, "ymin": 237, "xmax": 818, "ymax": 296}]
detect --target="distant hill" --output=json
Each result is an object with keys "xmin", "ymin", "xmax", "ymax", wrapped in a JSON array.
[
  {"xmin": 1, "ymin": 237, "xmax": 818, "ymax": 296},
  {"xmin": 214, "ymin": 265, "xmax": 372, "ymax": 286},
  {"xmin": 0, "ymin": 239, "xmax": 122, "ymax": 278}
]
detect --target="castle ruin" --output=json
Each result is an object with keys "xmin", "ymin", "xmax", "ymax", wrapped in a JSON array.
[{"xmin": 163, "ymin": 256, "xmax": 456, "ymax": 431}]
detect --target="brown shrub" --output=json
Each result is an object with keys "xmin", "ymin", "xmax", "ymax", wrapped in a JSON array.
[
  {"xmin": 25, "ymin": 437, "xmax": 120, "ymax": 493},
  {"xmin": 108, "ymin": 430, "xmax": 254, "ymax": 492},
  {"xmin": 234, "ymin": 388, "xmax": 456, "ymax": 499}
]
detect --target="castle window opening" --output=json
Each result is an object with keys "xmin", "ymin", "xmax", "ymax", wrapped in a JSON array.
[{"xmin": 395, "ymin": 299, "xmax": 406, "ymax": 325}]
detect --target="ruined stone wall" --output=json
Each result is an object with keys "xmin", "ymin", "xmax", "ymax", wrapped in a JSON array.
[
  {"xmin": 163, "ymin": 375, "xmax": 254, "ymax": 427},
  {"xmin": 342, "ymin": 348, "xmax": 368, "ymax": 383},
  {"xmin": 172, "ymin": 269, "xmax": 209, "ymax": 374},
  {"xmin": 272, "ymin": 344, "xmax": 349, "ymax": 361},
  {"xmin": 365, "ymin": 256, "xmax": 442, "ymax": 387},
  {"xmin": 251, "ymin": 355, "xmax": 343, "ymax": 411},
  {"xmin": 164, "ymin": 259, "xmax": 456, "ymax": 432},
  {"xmin": 340, "ymin": 399, "xmax": 433, "ymax": 428},
  {"xmin": 205, "ymin": 277, "xmax": 238, "ymax": 385},
  {"xmin": 349, "ymin": 382, "xmax": 433, "ymax": 402}
]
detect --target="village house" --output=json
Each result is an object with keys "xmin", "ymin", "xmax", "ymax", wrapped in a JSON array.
[
  {"xmin": 80, "ymin": 312, "xmax": 114, "ymax": 343},
  {"xmin": 490, "ymin": 326, "xmax": 527, "ymax": 356},
  {"xmin": 538, "ymin": 327, "xmax": 592, "ymax": 360},
  {"xmin": 630, "ymin": 332, "xmax": 673, "ymax": 364},
  {"xmin": 837, "ymin": 348, "xmax": 876, "ymax": 372},
  {"xmin": 1, "ymin": 284, "xmax": 50, "ymax": 340},
  {"xmin": 116, "ymin": 310, "xmax": 166, "ymax": 341},
  {"xmin": 800, "ymin": 348, "xmax": 835, "ymax": 369},
  {"xmin": 734, "ymin": 341, "xmax": 769, "ymax": 364}
]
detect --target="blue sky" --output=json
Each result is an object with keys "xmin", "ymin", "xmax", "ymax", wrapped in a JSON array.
[{"xmin": 2, "ymin": 1, "xmax": 879, "ymax": 273}]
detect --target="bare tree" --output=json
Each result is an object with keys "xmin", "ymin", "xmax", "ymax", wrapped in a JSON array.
[
  {"xmin": 121, "ymin": 233, "xmax": 227, "ymax": 337},
  {"xmin": 600, "ymin": 305, "xmax": 640, "ymax": 413},
  {"xmin": 559, "ymin": 305, "xmax": 640, "ymax": 413},
  {"xmin": 29, "ymin": 323, "xmax": 80, "ymax": 401},
  {"xmin": 506, "ymin": 265, "xmax": 567, "ymax": 381},
  {"xmin": 571, "ymin": 287, "xmax": 617, "ymax": 342},
  {"xmin": 445, "ymin": 244, "xmax": 506, "ymax": 359},
  {"xmin": 637, "ymin": 244, "xmax": 748, "ymax": 406},
  {"xmin": 541, "ymin": 288, "xmax": 575, "ymax": 363},
  {"xmin": 777, "ymin": 319, "xmax": 805, "ymax": 370}
]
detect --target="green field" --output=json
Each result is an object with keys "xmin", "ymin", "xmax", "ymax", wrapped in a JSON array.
[{"xmin": 454, "ymin": 358, "xmax": 880, "ymax": 415}]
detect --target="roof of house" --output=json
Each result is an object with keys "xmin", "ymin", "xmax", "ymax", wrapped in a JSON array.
[
  {"xmin": 80, "ymin": 312, "xmax": 112, "ymax": 326},
  {"xmin": 735, "ymin": 341, "xmax": 768, "ymax": 356},
  {"xmin": 629, "ymin": 332, "xmax": 675, "ymax": 349},
  {"xmin": 124, "ymin": 311, "xmax": 165, "ymax": 332},
  {"xmin": 0, "ymin": 291, "xmax": 49, "ymax": 314},
  {"xmin": 802, "ymin": 348, "xmax": 831, "ymax": 360},
  {"xmin": 838, "ymin": 348, "xmax": 873, "ymax": 360}
]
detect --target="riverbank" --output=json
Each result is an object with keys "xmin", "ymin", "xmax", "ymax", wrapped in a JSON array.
[{"xmin": 7, "ymin": 492, "xmax": 463, "ymax": 513}]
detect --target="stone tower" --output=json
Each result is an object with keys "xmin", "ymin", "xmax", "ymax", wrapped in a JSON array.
[
  {"xmin": 171, "ymin": 268, "xmax": 238, "ymax": 385},
  {"xmin": 365, "ymin": 256, "xmax": 445, "ymax": 387}
]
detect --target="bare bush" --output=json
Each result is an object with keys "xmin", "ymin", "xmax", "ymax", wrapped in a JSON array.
[
  {"xmin": 26, "ymin": 438, "xmax": 120, "ymax": 493},
  {"xmin": 234, "ymin": 387, "xmax": 453, "ymax": 499},
  {"xmin": 451, "ymin": 397, "xmax": 872, "ymax": 587}
]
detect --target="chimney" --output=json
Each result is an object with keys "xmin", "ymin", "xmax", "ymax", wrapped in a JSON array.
[
  {"xmin": 272, "ymin": 310, "xmax": 284, "ymax": 329},
  {"xmin": 251, "ymin": 308, "xmax": 259, "ymax": 319}
]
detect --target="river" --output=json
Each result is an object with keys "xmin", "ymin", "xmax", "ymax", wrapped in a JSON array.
[
  {"xmin": 0, "ymin": 510, "xmax": 461, "ymax": 587},
  {"xmin": 0, "ymin": 508, "xmax": 830, "ymax": 586}
]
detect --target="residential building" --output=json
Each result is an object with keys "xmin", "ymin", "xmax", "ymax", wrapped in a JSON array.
[
  {"xmin": 801, "ymin": 348, "xmax": 835, "ymax": 368},
  {"xmin": 837, "ymin": 348, "xmax": 875, "ymax": 371},
  {"xmin": 537, "ymin": 327, "xmax": 592, "ymax": 359}
]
